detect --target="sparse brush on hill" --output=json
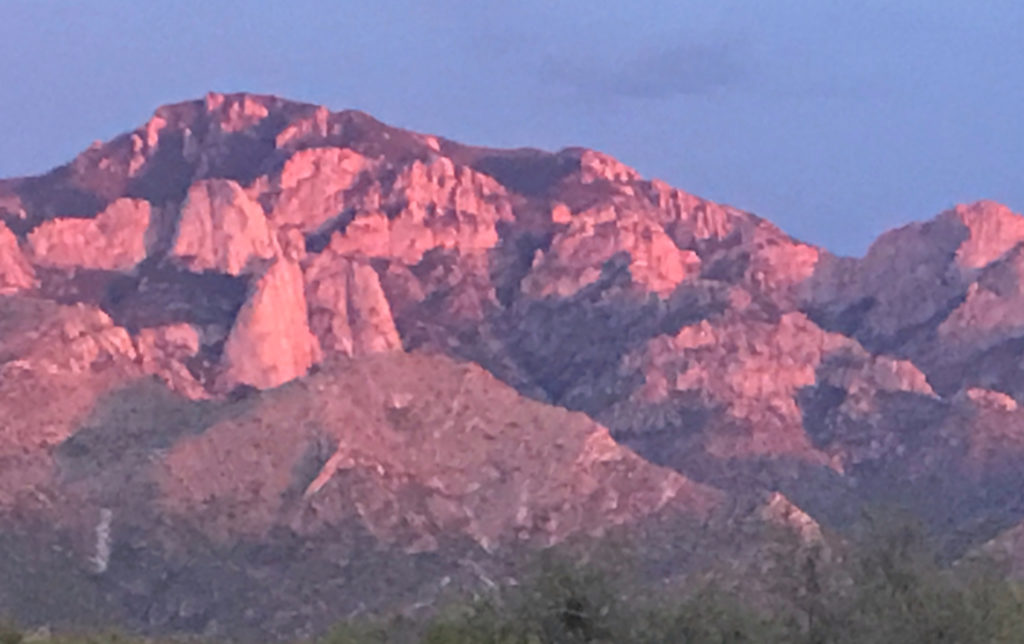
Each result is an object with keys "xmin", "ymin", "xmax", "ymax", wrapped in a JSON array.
[
  {"xmin": 418, "ymin": 517, "xmax": 1024, "ymax": 644},
  {"xmin": 7, "ymin": 509, "xmax": 1021, "ymax": 644},
  {"xmin": 336, "ymin": 506, "xmax": 1024, "ymax": 643}
]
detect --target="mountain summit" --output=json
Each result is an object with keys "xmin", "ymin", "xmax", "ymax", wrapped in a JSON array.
[{"xmin": 2, "ymin": 92, "xmax": 1024, "ymax": 638}]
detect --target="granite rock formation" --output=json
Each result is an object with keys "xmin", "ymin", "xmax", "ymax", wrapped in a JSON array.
[{"xmin": 2, "ymin": 92, "xmax": 1024, "ymax": 637}]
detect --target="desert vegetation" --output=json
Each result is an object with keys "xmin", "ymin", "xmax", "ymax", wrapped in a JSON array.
[
  {"xmin": 408, "ymin": 515, "xmax": 1024, "ymax": 644},
  {"xmin": 3, "ymin": 510, "xmax": 1024, "ymax": 644}
]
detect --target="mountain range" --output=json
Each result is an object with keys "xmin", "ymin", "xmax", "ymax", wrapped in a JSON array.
[{"xmin": 2, "ymin": 92, "xmax": 1024, "ymax": 639}]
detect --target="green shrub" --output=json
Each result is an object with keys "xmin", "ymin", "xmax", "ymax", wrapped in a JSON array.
[{"xmin": 422, "ymin": 551, "xmax": 791, "ymax": 644}]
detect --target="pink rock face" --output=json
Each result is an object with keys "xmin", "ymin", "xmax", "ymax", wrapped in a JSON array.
[
  {"xmin": 10, "ymin": 94, "xmax": 1024, "ymax": 638},
  {"xmin": 325, "ymin": 213, "xmax": 391, "ymax": 257},
  {"xmin": 171, "ymin": 179, "xmax": 277, "ymax": 275},
  {"xmin": 631, "ymin": 312, "xmax": 847, "ymax": 460},
  {"xmin": 814, "ymin": 215, "xmax": 966, "ymax": 340},
  {"xmin": 0, "ymin": 222, "xmax": 35, "ymax": 293},
  {"xmin": 374, "ymin": 158, "xmax": 513, "ymax": 263},
  {"xmin": 55, "ymin": 308, "xmax": 138, "ymax": 374},
  {"xmin": 947, "ymin": 200, "xmax": 1024, "ymax": 270},
  {"xmin": 742, "ymin": 225, "xmax": 821, "ymax": 294},
  {"xmin": 203, "ymin": 92, "xmax": 270, "ymax": 134},
  {"xmin": 623, "ymin": 307, "xmax": 938, "ymax": 470},
  {"xmin": 304, "ymin": 250, "xmax": 401, "ymax": 356},
  {"xmin": 935, "ymin": 247, "xmax": 1024, "ymax": 354},
  {"xmin": 646, "ymin": 180, "xmax": 744, "ymax": 244},
  {"xmin": 273, "ymin": 106, "xmax": 330, "ymax": 149},
  {"xmin": 27, "ymin": 198, "xmax": 151, "ymax": 271},
  {"xmin": 523, "ymin": 205, "xmax": 700, "ymax": 297},
  {"xmin": 803, "ymin": 200, "xmax": 1024, "ymax": 400},
  {"xmin": 1, "ymin": 302, "xmax": 138, "ymax": 376},
  {"xmin": 268, "ymin": 147, "xmax": 371, "ymax": 232},
  {"xmin": 135, "ymin": 323, "xmax": 206, "ymax": 398},
  {"xmin": 219, "ymin": 258, "xmax": 319, "ymax": 389},
  {"xmin": 646, "ymin": 181, "xmax": 819, "ymax": 296},
  {"xmin": 313, "ymin": 160, "xmax": 512, "ymax": 265},
  {"xmin": 577, "ymin": 149, "xmax": 641, "ymax": 184},
  {"xmin": 808, "ymin": 201, "xmax": 1024, "ymax": 342},
  {"xmin": 898, "ymin": 242, "xmax": 1024, "ymax": 396}
]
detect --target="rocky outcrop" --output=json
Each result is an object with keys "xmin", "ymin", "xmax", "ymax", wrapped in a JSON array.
[
  {"xmin": 0, "ymin": 298, "xmax": 138, "ymax": 385},
  {"xmin": 170, "ymin": 179, "xmax": 276, "ymax": 275},
  {"xmin": 805, "ymin": 201, "xmax": 1024, "ymax": 399},
  {"xmin": 523, "ymin": 204, "xmax": 700, "ymax": 297},
  {"xmin": 267, "ymin": 147, "xmax": 372, "ymax": 232},
  {"xmin": 575, "ymin": 149, "xmax": 642, "ymax": 184},
  {"xmin": 135, "ymin": 323, "xmax": 206, "ymax": 398},
  {"xmin": 26, "ymin": 198, "xmax": 151, "ymax": 271},
  {"xmin": 758, "ymin": 491, "xmax": 824, "ymax": 544},
  {"xmin": 0, "ymin": 222, "xmax": 34, "ymax": 292},
  {"xmin": 601, "ymin": 309, "xmax": 927, "ymax": 476},
  {"xmin": 948, "ymin": 200, "xmax": 1024, "ymax": 269},
  {"xmin": 50, "ymin": 306, "xmax": 138, "ymax": 374},
  {"xmin": 304, "ymin": 248, "xmax": 401, "ymax": 356},
  {"xmin": 219, "ymin": 257, "xmax": 319, "ymax": 390},
  {"xmin": 7, "ymin": 92, "xmax": 1024, "ymax": 637},
  {"xmin": 326, "ymin": 157, "xmax": 514, "ymax": 264},
  {"xmin": 805, "ymin": 201, "xmax": 1024, "ymax": 345}
]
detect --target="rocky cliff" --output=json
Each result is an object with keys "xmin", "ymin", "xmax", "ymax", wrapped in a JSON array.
[{"xmin": 2, "ymin": 92, "xmax": 1024, "ymax": 638}]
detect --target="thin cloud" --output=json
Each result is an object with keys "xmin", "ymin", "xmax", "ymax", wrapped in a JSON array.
[{"xmin": 543, "ymin": 39, "xmax": 747, "ymax": 100}]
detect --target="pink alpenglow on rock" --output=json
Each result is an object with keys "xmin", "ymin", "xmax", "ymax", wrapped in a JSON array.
[
  {"xmin": 0, "ymin": 222, "xmax": 35, "ymax": 293},
  {"xmin": 269, "ymin": 147, "xmax": 371, "ymax": 232},
  {"xmin": 219, "ymin": 258, "xmax": 319, "ymax": 389},
  {"xmin": 27, "ymin": 198, "xmax": 151, "ymax": 271},
  {"xmin": 171, "ymin": 179, "xmax": 277, "ymax": 275},
  {"xmin": 304, "ymin": 250, "xmax": 402, "ymax": 356}
]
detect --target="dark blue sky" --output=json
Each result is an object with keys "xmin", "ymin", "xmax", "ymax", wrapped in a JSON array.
[{"xmin": 1, "ymin": 1, "xmax": 1021, "ymax": 255}]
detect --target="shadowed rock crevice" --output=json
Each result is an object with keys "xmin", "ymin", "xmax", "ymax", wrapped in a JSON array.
[
  {"xmin": 14, "ymin": 170, "xmax": 107, "ymax": 223},
  {"xmin": 946, "ymin": 336, "xmax": 1024, "ymax": 400},
  {"xmin": 124, "ymin": 130, "xmax": 196, "ymax": 205},
  {"xmin": 470, "ymin": 150, "xmax": 581, "ymax": 197},
  {"xmin": 804, "ymin": 295, "xmax": 877, "ymax": 337},
  {"xmin": 488, "ymin": 224, "xmax": 555, "ymax": 308},
  {"xmin": 100, "ymin": 263, "xmax": 250, "ymax": 331}
]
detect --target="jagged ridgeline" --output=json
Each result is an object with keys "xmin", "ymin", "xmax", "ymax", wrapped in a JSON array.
[{"xmin": 3, "ymin": 92, "xmax": 1024, "ymax": 639}]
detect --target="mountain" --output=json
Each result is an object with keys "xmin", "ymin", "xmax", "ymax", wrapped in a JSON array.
[{"xmin": 2, "ymin": 92, "xmax": 1024, "ymax": 638}]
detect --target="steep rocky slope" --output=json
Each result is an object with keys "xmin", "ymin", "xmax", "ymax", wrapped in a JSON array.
[{"xmin": 2, "ymin": 92, "xmax": 1024, "ymax": 636}]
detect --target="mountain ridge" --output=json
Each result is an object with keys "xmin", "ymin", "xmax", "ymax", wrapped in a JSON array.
[{"xmin": 3, "ymin": 91, "xmax": 1024, "ymax": 638}]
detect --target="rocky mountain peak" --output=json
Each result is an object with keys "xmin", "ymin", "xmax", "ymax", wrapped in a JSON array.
[
  {"xmin": 3, "ymin": 93, "xmax": 1024, "ymax": 639},
  {"xmin": 943, "ymin": 199, "xmax": 1024, "ymax": 269}
]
